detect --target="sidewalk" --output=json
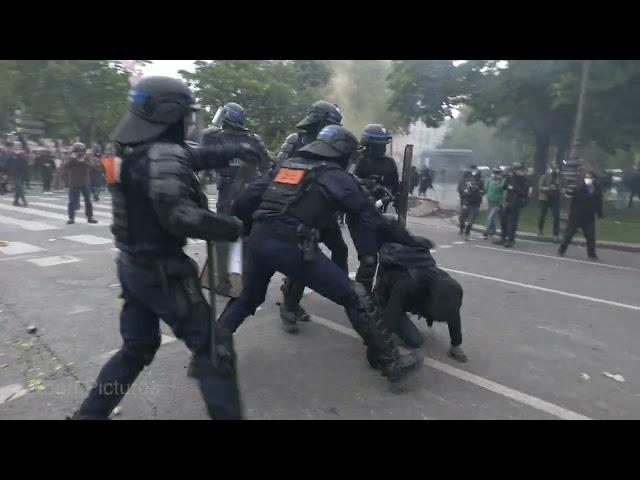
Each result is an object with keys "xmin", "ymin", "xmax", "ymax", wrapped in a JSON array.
[{"xmin": 448, "ymin": 216, "xmax": 640, "ymax": 253}]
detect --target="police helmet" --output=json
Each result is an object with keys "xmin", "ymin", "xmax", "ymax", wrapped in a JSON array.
[
  {"xmin": 298, "ymin": 125, "xmax": 359, "ymax": 162},
  {"xmin": 110, "ymin": 76, "xmax": 200, "ymax": 145},
  {"xmin": 296, "ymin": 101, "xmax": 343, "ymax": 130},
  {"xmin": 360, "ymin": 124, "xmax": 392, "ymax": 146}
]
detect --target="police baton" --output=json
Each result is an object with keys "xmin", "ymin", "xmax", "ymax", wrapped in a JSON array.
[{"xmin": 206, "ymin": 239, "xmax": 218, "ymax": 368}]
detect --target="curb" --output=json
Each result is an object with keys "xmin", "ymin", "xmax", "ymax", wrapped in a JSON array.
[{"xmin": 447, "ymin": 216, "xmax": 640, "ymax": 253}]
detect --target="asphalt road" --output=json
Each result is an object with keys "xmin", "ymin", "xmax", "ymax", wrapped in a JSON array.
[{"xmin": 1, "ymin": 186, "xmax": 638, "ymax": 420}]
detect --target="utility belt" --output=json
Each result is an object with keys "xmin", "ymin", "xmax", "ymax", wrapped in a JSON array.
[
  {"xmin": 118, "ymin": 252, "xmax": 205, "ymax": 314},
  {"xmin": 253, "ymin": 219, "xmax": 320, "ymax": 262}
]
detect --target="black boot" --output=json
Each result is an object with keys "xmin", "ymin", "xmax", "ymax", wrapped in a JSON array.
[{"xmin": 344, "ymin": 284, "xmax": 422, "ymax": 384}]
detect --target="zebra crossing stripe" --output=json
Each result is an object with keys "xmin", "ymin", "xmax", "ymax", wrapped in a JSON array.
[
  {"xmin": 23, "ymin": 202, "xmax": 112, "ymax": 218},
  {"xmin": 0, "ymin": 203, "xmax": 106, "ymax": 226},
  {"xmin": 62, "ymin": 235, "xmax": 113, "ymax": 245},
  {"xmin": 0, "ymin": 241, "xmax": 46, "ymax": 256},
  {"xmin": 27, "ymin": 255, "xmax": 81, "ymax": 267},
  {"xmin": 0, "ymin": 214, "xmax": 59, "ymax": 231}
]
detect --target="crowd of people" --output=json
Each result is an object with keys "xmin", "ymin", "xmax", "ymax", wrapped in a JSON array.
[
  {"xmin": 456, "ymin": 162, "xmax": 609, "ymax": 259},
  {"xmin": 0, "ymin": 136, "xmax": 107, "ymax": 223}
]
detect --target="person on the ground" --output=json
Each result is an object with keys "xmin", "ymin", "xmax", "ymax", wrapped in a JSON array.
[
  {"xmin": 459, "ymin": 166, "xmax": 484, "ymax": 240},
  {"xmin": 483, "ymin": 167, "xmax": 504, "ymax": 238},
  {"xmin": 558, "ymin": 170, "xmax": 603, "ymax": 260},
  {"xmin": 64, "ymin": 142, "xmax": 98, "ymax": 224},
  {"xmin": 374, "ymin": 237, "xmax": 468, "ymax": 362},
  {"xmin": 537, "ymin": 165, "xmax": 561, "ymax": 242}
]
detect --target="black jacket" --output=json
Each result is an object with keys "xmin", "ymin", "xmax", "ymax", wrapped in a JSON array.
[
  {"xmin": 354, "ymin": 154, "xmax": 400, "ymax": 196},
  {"xmin": 567, "ymin": 182, "xmax": 603, "ymax": 224}
]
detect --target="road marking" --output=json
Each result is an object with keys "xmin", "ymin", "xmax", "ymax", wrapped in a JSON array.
[
  {"xmin": 471, "ymin": 244, "xmax": 640, "ymax": 273},
  {"xmin": 0, "ymin": 384, "xmax": 29, "ymax": 405},
  {"xmin": 438, "ymin": 245, "xmax": 453, "ymax": 249},
  {"xmin": 441, "ymin": 267, "xmax": 640, "ymax": 312},
  {"xmin": 62, "ymin": 235, "xmax": 113, "ymax": 245},
  {"xmin": 453, "ymin": 241, "xmax": 466, "ymax": 245},
  {"xmin": 311, "ymin": 315, "xmax": 591, "ymax": 421},
  {"xmin": 25, "ymin": 202, "xmax": 112, "ymax": 218},
  {"xmin": 0, "ymin": 203, "xmax": 106, "ymax": 226},
  {"xmin": 0, "ymin": 214, "xmax": 60, "ymax": 231},
  {"xmin": 27, "ymin": 255, "xmax": 81, "ymax": 267},
  {"xmin": 0, "ymin": 241, "xmax": 46, "ymax": 256}
]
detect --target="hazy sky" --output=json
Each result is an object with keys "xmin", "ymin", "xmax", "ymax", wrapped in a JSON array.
[{"xmin": 142, "ymin": 60, "xmax": 196, "ymax": 78}]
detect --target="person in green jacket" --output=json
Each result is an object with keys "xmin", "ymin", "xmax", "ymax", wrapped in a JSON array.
[{"xmin": 483, "ymin": 167, "xmax": 504, "ymax": 238}]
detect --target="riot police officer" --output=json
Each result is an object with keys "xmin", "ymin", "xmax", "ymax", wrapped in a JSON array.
[
  {"xmin": 200, "ymin": 102, "xmax": 272, "ymax": 296},
  {"xmin": 218, "ymin": 125, "xmax": 423, "ymax": 387},
  {"xmin": 353, "ymin": 124, "xmax": 399, "ymax": 202},
  {"xmin": 275, "ymin": 101, "xmax": 349, "ymax": 333},
  {"xmin": 70, "ymin": 76, "xmax": 259, "ymax": 420},
  {"xmin": 275, "ymin": 100, "xmax": 343, "ymax": 163},
  {"xmin": 349, "ymin": 124, "xmax": 399, "ymax": 293}
]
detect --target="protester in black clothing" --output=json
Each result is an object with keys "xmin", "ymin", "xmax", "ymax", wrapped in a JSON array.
[
  {"xmin": 7, "ymin": 143, "xmax": 28, "ymax": 207},
  {"xmin": 537, "ymin": 166, "xmax": 561, "ymax": 242},
  {"xmin": 375, "ymin": 238, "xmax": 468, "ymax": 362},
  {"xmin": 457, "ymin": 168, "xmax": 472, "ymax": 209},
  {"xmin": 410, "ymin": 166, "xmax": 419, "ymax": 195},
  {"xmin": 495, "ymin": 163, "xmax": 529, "ymax": 248},
  {"xmin": 559, "ymin": 171, "xmax": 603, "ymax": 260},
  {"xmin": 40, "ymin": 149, "xmax": 56, "ymax": 192},
  {"xmin": 459, "ymin": 167, "xmax": 484, "ymax": 240},
  {"xmin": 418, "ymin": 167, "xmax": 433, "ymax": 197}
]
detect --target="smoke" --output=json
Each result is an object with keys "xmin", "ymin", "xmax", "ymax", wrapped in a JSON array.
[{"xmin": 323, "ymin": 60, "xmax": 395, "ymax": 135}]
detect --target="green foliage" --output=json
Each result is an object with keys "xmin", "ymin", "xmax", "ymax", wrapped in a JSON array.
[
  {"xmin": 181, "ymin": 60, "xmax": 332, "ymax": 150},
  {"xmin": 0, "ymin": 60, "xmax": 139, "ymax": 145}
]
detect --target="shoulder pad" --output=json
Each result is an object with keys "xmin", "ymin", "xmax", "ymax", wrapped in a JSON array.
[
  {"xmin": 148, "ymin": 143, "xmax": 190, "ymax": 162},
  {"xmin": 284, "ymin": 132, "xmax": 300, "ymax": 144},
  {"xmin": 201, "ymin": 126, "xmax": 223, "ymax": 137}
]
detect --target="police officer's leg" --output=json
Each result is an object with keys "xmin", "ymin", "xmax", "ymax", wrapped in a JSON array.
[
  {"xmin": 355, "ymin": 255, "xmax": 377, "ymax": 293},
  {"xmin": 74, "ymin": 280, "xmax": 161, "ymax": 419},
  {"xmin": 290, "ymin": 253, "xmax": 421, "ymax": 383},
  {"xmin": 559, "ymin": 220, "xmax": 578, "ymax": 255},
  {"xmin": 159, "ymin": 258, "xmax": 243, "ymax": 420},
  {"xmin": 582, "ymin": 220, "xmax": 597, "ymax": 258},
  {"xmin": 218, "ymin": 236, "xmax": 277, "ymax": 334},
  {"xmin": 280, "ymin": 278, "xmax": 308, "ymax": 332}
]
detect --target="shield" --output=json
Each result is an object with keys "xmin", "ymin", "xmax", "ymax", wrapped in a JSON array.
[
  {"xmin": 397, "ymin": 144, "xmax": 414, "ymax": 227},
  {"xmin": 200, "ymin": 147, "xmax": 267, "ymax": 298}
]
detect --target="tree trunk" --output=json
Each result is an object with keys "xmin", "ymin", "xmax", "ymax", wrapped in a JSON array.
[{"xmin": 531, "ymin": 133, "xmax": 551, "ymax": 202}]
